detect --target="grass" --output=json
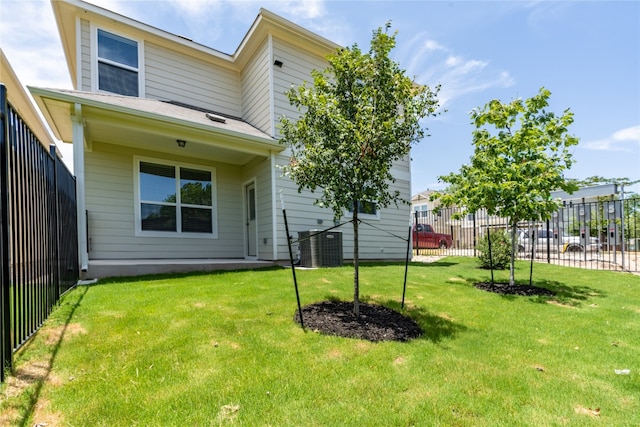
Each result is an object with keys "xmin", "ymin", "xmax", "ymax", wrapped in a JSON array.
[{"xmin": 1, "ymin": 257, "xmax": 639, "ymax": 426}]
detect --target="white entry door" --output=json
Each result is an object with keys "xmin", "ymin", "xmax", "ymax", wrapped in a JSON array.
[{"xmin": 245, "ymin": 183, "xmax": 257, "ymax": 257}]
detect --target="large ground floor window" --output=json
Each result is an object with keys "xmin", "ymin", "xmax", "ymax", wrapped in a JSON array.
[{"xmin": 135, "ymin": 157, "xmax": 216, "ymax": 237}]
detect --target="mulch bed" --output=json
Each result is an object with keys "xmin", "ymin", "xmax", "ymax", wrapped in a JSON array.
[
  {"xmin": 294, "ymin": 301, "xmax": 422, "ymax": 342},
  {"xmin": 474, "ymin": 282, "xmax": 555, "ymax": 296},
  {"xmin": 293, "ymin": 283, "xmax": 554, "ymax": 342}
]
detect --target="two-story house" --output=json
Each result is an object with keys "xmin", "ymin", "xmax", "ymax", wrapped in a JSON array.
[{"xmin": 30, "ymin": 0, "xmax": 413, "ymax": 278}]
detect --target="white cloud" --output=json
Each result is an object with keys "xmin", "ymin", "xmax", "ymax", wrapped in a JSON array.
[
  {"xmin": 424, "ymin": 39, "xmax": 445, "ymax": 51},
  {"xmin": 279, "ymin": 0, "xmax": 326, "ymax": 20},
  {"xmin": 398, "ymin": 33, "xmax": 514, "ymax": 109},
  {"xmin": 445, "ymin": 56, "xmax": 461, "ymax": 67},
  {"xmin": 166, "ymin": 0, "xmax": 224, "ymax": 16},
  {"xmin": 0, "ymin": 1, "xmax": 72, "ymax": 90},
  {"xmin": 612, "ymin": 126, "xmax": 640, "ymax": 141},
  {"xmin": 583, "ymin": 125, "xmax": 640, "ymax": 151}
]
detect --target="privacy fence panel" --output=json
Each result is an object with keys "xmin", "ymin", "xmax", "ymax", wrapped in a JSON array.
[
  {"xmin": 413, "ymin": 197, "xmax": 640, "ymax": 273},
  {"xmin": 1, "ymin": 84, "xmax": 79, "ymax": 382}
]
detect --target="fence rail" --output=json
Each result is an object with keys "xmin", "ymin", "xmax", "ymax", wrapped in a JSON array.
[
  {"xmin": 413, "ymin": 197, "xmax": 640, "ymax": 273},
  {"xmin": 1, "ymin": 84, "xmax": 79, "ymax": 383}
]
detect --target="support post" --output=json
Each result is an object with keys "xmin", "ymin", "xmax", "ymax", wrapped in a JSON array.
[
  {"xmin": 401, "ymin": 224, "xmax": 411, "ymax": 309},
  {"xmin": 280, "ymin": 191, "xmax": 304, "ymax": 328},
  {"xmin": 72, "ymin": 104, "xmax": 88, "ymax": 272}
]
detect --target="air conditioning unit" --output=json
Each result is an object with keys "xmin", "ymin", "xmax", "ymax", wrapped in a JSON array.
[{"xmin": 298, "ymin": 230, "xmax": 343, "ymax": 267}]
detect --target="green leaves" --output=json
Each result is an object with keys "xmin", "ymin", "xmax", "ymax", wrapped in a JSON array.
[
  {"xmin": 278, "ymin": 24, "xmax": 440, "ymax": 220},
  {"xmin": 435, "ymin": 87, "xmax": 579, "ymax": 285}
]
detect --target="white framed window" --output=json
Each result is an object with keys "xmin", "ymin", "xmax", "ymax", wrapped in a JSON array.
[
  {"xmin": 93, "ymin": 27, "xmax": 143, "ymax": 96},
  {"xmin": 348, "ymin": 200, "xmax": 380, "ymax": 220},
  {"xmin": 134, "ymin": 157, "xmax": 217, "ymax": 238}
]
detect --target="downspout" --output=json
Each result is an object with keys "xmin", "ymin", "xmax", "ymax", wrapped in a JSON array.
[{"xmin": 72, "ymin": 103, "xmax": 88, "ymax": 272}]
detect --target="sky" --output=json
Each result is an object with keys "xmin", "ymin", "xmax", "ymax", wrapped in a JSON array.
[{"xmin": 1, "ymin": 0, "xmax": 639, "ymax": 195}]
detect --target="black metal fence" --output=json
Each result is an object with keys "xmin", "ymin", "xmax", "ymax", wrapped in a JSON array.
[
  {"xmin": 1, "ymin": 84, "xmax": 79, "ymax": 382},
  {"xmin": 413, "ymin": 196, "xmax": 640, "ymax": 273}
]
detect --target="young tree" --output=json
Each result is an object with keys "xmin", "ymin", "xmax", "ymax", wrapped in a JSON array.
[
  {"xmin": 436, "ymin": 88, "xmax": 578, "ymax": 285},
  {"xmin": 279, "ymin": 24, "xmax": 440, "ymax": 316}
]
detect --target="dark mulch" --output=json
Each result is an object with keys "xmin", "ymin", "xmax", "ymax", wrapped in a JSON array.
[
  {"xmin": 294, "ymin": 301, "xmax": 422, "ymax": 342},
  {"xmin": 475, "ymin": 281, "xmax": 555, "ymax": 296}
]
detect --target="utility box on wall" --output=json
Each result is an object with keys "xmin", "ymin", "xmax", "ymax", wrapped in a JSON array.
[{"xmin": 298, "ymin": 230, "xmax": 343, "ymax": 267}]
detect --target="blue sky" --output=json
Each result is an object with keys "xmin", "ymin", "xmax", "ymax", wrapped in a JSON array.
[{"xmin": 1, "ymin": 0, "xmax": 639, "ymax": 195}]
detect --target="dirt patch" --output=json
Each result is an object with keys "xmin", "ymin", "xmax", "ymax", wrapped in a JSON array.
[
  {"xmin": 0, "ymin": 407, "xmax": 20, "ymax": 426},
  {"xmin": 394, "ymin": 356, "xmax": 406, "ymax": 365},
  {"xmin": 294, "ymin": 301, "xmax": 422, "ymax": 342},
  {"xmin": 44, "ymin": 323, "xmax": 87, "ymax": 346},
  {"xmin": 1, "ymin": 359, "xmax": 65, "ymax": 426},
  {"xmin": 474, "ymin": 282, "xmax": 555, "ymax": 297},
  {"xmin": 31, "ymin": 397, "xmax": 65, "ymax": 427},
  {"xmin": 3, "ymin": 360, "xmax": 51, "ymax": 399},
  {"xmin": 574, "ymin": 405, "xmax": 600, "ymax": 417},
  {"xmin": 547, "ymin": 300, "xmax": 577, "ymax": 309}
]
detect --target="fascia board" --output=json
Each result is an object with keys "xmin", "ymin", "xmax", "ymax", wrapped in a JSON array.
[
  {"xmin": 51, "ymin": 0, "xmax": 78, "ymax": 89},
  {"xmin": 1, "ymin": 50, "xmax": 56, "ymax": 147},
  {"xmin": 234, "ymin": 8, "xmax": 340, "ymax": 68},
  {"xmin": 54, "ymin": 0, "xmax": 236, "ymax": 72}
]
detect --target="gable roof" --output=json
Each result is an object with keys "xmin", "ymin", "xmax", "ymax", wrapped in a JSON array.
[{"xmin": 52, "ymin": 0, "xmax": 340, "ymax": 89}]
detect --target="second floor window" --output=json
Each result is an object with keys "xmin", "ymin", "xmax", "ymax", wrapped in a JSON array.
[{"xmin": 97, "ymin": 29, "xmax": 139, "ymax": 96}]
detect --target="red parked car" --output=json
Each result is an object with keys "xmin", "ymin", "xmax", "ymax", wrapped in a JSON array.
[{"xmin": 413, "ymin": 224, "xmax": 453, "ymax": 249}]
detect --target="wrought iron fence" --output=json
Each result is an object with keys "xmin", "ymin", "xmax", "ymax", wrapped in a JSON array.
[
  {"xmin": 413, "ymin": 197, "xmax": 640, "ymax": 273},
  {"xmin": 1, "ymin": 84, "xmax": 79, "ymax": 382}
]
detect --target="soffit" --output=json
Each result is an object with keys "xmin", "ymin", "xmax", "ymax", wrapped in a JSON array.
[{"xmin": 29, "ymin": 87, "xmax": 282, "ymax": 165}]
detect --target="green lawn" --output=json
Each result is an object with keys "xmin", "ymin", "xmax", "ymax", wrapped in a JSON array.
[{"xmin": 2, "ymin": 257, "xmax": 639, "ymax": 426}]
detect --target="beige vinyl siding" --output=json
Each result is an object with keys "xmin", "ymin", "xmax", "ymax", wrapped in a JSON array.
[
  {"xmin": 277, "ymin": 184, "xmax": 412, "ymax": 261},
  {"xmin": 80, "ymin": 18, "xmax": 91, "ymax": 91},
  {"xmin": 271, "ymin": 39, "xmax": 329, "ymax": 136},
  {"xmin": 85, "ymin": 142, "xmax": 245, "ymax": 259},
  {"xmin": 241, "ymin": 40, "xmax": 271, "ymax": 135},
  {"xmin": 145, "ymin": 42, "xmax": 241, "ymax": 116}
]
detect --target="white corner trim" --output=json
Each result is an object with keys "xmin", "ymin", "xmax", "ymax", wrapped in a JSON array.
[
  {"xmin": 72, "ymin": 103, "xmax": 88, "ymax": 271},
  {"xmin": 268, "ymin": 34, "xmax": 276, "ymax": 138},
  {"xmin": 271, "ymin": 152, "xmax": 278, "ymax": 260}
]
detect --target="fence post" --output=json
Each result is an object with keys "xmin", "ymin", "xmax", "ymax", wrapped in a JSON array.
[
  {"xmin": 51, "ymin": 145, "xmax": 61, "ymax": 299},
  {"xmin": 413, "ymin": 211, "xmax": 419, "ymax": 256},
  {"xmin": 472, "ymin": 212, "xmax": 477, "ymax": 257},
  {"xmin": 620, "ymin": 186, "xmax": 626, "ymax": 271},
  {"xmin": 0, "ymin": 84, "xmax": 12, "ymax": 381}
]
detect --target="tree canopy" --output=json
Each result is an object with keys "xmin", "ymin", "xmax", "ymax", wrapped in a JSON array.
[
  {"xmin": 436, "ymin": 87, "xmax": 578, "ymax": 285},
  {"xmin": 279, "ymin": 24, "xmax": 440, "ymax": 315}
]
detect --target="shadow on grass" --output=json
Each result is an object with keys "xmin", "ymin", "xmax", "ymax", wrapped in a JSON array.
[
  {"xmin": 384, "ymin": 299, "xmax": 467, "ymax": 343},
  {"xmin": 88, "ymin": 265, "xmax": 286, "ymax": 285},
  {"xmin": 408, "ymin": 261, "xmax": 459, "ymax": 268},
  {"xmin": 531, "ymin": 279, "xmax": 607, "ymax": 306},
  {"xmin": 323, "ymin": 295, "xmax": 467, "ymax": 344},
  {"xmin": 7, "ymin": 285, "xmax": 89, "ymax": 426},
  {"xmin": 466, "ymin": 276, "xmax": 606, "ymax": 307}
]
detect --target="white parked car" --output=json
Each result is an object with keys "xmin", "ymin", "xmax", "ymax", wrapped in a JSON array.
[{"xmin": 518, "ymin": 229, "xmax": 600, "ymax": 253}]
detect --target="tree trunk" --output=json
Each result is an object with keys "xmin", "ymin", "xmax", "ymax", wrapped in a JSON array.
[
  {"xmin": 510, "ymin": 222, "xmax": 517, "ymax": 286},
  {"xmin": 353, "ymin": 205, "xmax": 360, "ymax": 317}
]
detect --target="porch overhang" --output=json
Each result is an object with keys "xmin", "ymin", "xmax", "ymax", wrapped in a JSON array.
[{"xmin": 29, "ymin": 87, "xmax": 283, "ymax": 165}]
